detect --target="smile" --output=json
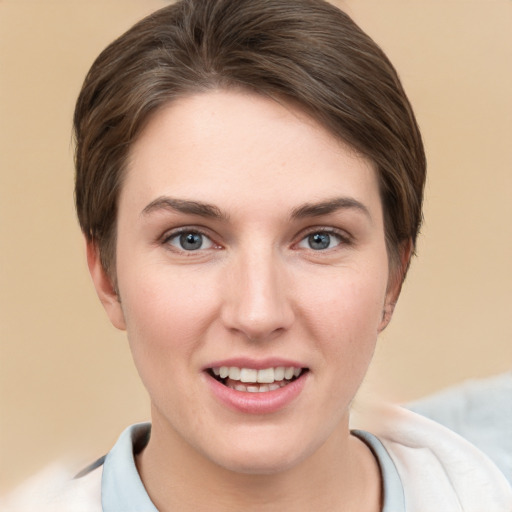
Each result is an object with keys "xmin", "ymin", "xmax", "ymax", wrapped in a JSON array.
[{"xmin": 209, "ymin": 366, "xmax": 307, "ymax": 393}]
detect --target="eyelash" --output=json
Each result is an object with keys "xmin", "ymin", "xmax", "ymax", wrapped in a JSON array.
[
  {"xmin": 162, "ymin": 227, "xmax": 218, "ymax": 253},
  {"xmin": 161, "ymin": 226, "xmax": 352, "ymax": 253},
  {"xmin": 296, "ymin": 227, "xmax": 352, "ymax": 251}
]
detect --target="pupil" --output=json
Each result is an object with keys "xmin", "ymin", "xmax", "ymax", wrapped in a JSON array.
[
  {"xmin": 309, "ymin": 232, "xmax": 330, "ymax": 250},
  {"xmin": 180, "ymin": 232, "xmax": 202, "ymax": 250}
]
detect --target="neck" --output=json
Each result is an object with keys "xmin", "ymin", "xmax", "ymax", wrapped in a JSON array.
[{"xmin": 136, "ymin": 408, "xmax": 381, "ymax": 512}]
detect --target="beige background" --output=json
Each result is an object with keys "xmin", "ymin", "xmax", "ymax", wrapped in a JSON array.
[{"xmin": 1, "ymin": 0, "xmax": 511, "ymax": 493}]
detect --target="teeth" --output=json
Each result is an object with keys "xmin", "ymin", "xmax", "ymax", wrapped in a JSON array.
[
  {"xmin": 257, "ymin": 368, "xmax": 274, "ymax": 383},
  {"xmin": 240, "ymin": 368, "xmax": 258, "ymax": 383},
  {"xmin": 227, "ymin": 381, "xmax": 295, "ymax": 392},
  {"xmin": 274, "ymin": 367, "xmax": 285, "ymax": 381},
  {"xmin": 212, "ymin": 365, "xmax": 303, "ymax": 384},
  {"xmin": 228, "ymin": 367, "xmax": 241, "ymax": 380}
]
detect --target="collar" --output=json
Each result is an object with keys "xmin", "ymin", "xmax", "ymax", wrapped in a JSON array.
[
  {"xmin": 101, "ymin": 422, "xmax": 157, "ymax": 512},
  {"xmin": 352, "ymin": 430, "xmax": 405, "ymax": 512},
  {"xmin": 100, "ymin": 423, "xmax": 403, "ymax": 512}
]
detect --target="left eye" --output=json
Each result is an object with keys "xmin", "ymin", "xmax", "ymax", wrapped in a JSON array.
[
  {"xmin": 297, "ymin": 231, "xmax": 342, "ymax": 251},
  {"xmin": 167, "ymin": 231, "xmax": 215, "ymax": 251}
]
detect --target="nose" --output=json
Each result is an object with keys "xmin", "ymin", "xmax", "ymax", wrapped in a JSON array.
[{"xmin": 220, "ymin": 247, "xmax": 295, "ymax": 342}]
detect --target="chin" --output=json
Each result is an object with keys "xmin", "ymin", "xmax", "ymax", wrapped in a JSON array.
[
  {"xmin": 216, "ymin": 451, "xmax": 303, "ymax": 476},
  {"xmin": 204, "ymin": 430, "xmax": 318, "ymax": 476}
]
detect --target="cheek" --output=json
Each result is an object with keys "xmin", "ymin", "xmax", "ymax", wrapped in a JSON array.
[
  {"xmin": 120, "ymin": 261, "xmax": 218, "ymax": 333},
  {"xmin": 117, "ymin": 265, "xmax": 220, "ymax": 382},
  {"xmin": 300, "ymin": 267, "xmax": 388, "ymax": 362},
  {"xmin": 308, "ymin": 266, "xmax": 386, "ymax": 324}
]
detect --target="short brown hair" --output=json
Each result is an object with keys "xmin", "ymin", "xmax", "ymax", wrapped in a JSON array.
[{"xmin": 74, "ymin": 0, "xmax": 426, "ymax": 277}]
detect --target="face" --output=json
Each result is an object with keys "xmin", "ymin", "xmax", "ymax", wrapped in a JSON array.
[{"xmin": 90, "ymin": 90, "xmax": 400, "ymax": 475}]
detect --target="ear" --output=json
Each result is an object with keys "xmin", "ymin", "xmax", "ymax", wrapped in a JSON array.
[
  {"xmin": 86, "ymin": 239, "xmax": 126, "ymax": 331},
  {"xmin": 378, "ymin": 239, "xmax": 413, "ymax": 333}
]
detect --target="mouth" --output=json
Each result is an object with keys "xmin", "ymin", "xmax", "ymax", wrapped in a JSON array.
[{"xmin": 207, "ymin": 366, "xmax": 309, "ymax": 393}]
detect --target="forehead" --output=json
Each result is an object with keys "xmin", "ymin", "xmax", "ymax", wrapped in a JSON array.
[{"xmin": 122, "ymin": 90, "xmax": 381, "ymax": 219}]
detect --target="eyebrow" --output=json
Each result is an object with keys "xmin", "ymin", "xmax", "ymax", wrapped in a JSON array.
[
  {"xmin": 141, "ymin": 195, "xmax": 370, "ymax": 222},
  {"xmin": 141, "ymin": 196, "xmax": 228, "ymax": 221},
  {"xmin": 290, "ymin": 197, "xmax": 371, "ymax": 220}
]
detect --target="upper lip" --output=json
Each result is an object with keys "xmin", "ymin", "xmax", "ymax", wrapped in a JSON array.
[{"xmin": 203, "ymin": 357, "xmax": 307, "ymax": 371}]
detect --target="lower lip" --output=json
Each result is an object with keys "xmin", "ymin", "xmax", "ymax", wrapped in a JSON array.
[{"xmin": 205, "ymin": 372, "xmax": 308, "ymax": 415}]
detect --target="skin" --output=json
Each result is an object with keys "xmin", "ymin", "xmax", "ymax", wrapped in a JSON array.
[{"xmin": 88, "ymin": 90, "xmax": 408, "ymax": 511}]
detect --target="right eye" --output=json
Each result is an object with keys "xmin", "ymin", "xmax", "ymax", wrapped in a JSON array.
[{"xmin": 166, "ymin": 230, "xmax": 215, "ymax": 251}]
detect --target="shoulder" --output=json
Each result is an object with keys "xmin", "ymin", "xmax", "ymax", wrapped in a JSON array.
[
  {"xmin": 51, "ymin": 466, "xmax": 103, "ymax": 511},
  {"xmin": 361, "ymin": 404, "xmax": 512, "ymax": 512},
  {"xmin": 408, "ymin": 372, "xmax": 512, "ymax": 431},
  {"xmin": 407, "ymin": 372, "xmax": 512, "ymax": 480},
  {"xmin": 1, "ymin": 463, "xmax": 102, "ymax": 512}
]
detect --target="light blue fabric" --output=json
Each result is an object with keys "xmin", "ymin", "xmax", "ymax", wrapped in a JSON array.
[
  {"xmin": 352, "ymin": 430, "xmax": 405, "ymax": 512},
  {"xmin": 408, "ymin": 372, "xmax": 512, "ymax": 485},
  {"xmin": 101, "ymin": 423, "xmax": 158, "ymax": 512},
  {"xmin": 98, "ymin": 423, "xmax": 404, "ymax": 511}
]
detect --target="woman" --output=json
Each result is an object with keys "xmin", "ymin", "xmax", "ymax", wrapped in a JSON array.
[{"xmin": 55, "ymin": 0, "xmax": 512, "ymax": 510}]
